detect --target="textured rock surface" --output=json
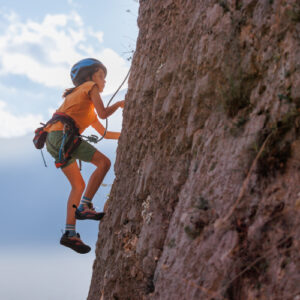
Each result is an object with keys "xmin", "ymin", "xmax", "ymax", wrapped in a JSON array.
[{"xmin": 88, "ymin": 0, "xmax": 300, "ymax": 299}]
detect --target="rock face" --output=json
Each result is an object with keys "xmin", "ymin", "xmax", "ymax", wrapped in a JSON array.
[{"xmin": 88, "ymin": 0, "xmax": 300, "ymax": 299}]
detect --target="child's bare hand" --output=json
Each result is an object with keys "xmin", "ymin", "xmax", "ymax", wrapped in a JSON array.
[{"xmin": 119, "ymin": 100, "xmax": 125, "ymax": 109}]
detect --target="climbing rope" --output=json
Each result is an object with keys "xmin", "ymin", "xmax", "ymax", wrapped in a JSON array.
[
  {"xmin": 78, "ymin": 68, "xmax": 131, "ymax": 170},
  {"xmin": 82, "ymin": 66, "xmax": 131, "ymax": 144}
]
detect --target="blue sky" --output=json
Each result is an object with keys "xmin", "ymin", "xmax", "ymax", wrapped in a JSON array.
[
  {"xmin": 0, "ymin": 0, "xmax": 138, "ymax": 137},
  {"xmin": 0, "ymin": 1, "xmax": 139, "ymax": 299}
]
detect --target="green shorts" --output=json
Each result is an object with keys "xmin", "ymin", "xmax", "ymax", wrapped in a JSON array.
[{"xmin": 46, "ymin": 131, "xmax": 97, "ymax": 168}]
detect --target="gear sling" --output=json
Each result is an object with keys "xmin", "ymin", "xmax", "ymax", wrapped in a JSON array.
[{"xmin": 33, "ymin": 112, "xmax": 82, "ymax": 168}]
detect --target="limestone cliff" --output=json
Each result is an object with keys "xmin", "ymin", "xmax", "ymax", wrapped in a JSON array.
[{"xmin": 88, "ymin": 0, "xmax": 300, "ymax": 299}]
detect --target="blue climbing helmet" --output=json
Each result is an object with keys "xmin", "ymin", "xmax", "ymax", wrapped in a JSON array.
[{"xmin": 70, "ymin": 58, "xmax": 107, "ymax": 85}]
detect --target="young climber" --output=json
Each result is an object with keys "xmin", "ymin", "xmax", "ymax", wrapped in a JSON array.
[{"xmin": 45, "ymin": 58, "xmax": 124, "ymax": 254}]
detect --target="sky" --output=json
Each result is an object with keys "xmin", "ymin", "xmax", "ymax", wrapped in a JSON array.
[
  {"xmin": 0, "ymin": 0, "xmax": 138, "ymax": 137},
  {"xmin": 0, "ymin": 1, "xmax": 139, "ymax": 299}
]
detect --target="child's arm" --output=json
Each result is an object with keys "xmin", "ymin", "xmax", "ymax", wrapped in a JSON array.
[
  {"xmin": 91, "ymin": 119, "xmax": 120, "ymax": 140},
  {"xmin": 90, "ymin": 85, "xmax": 124, "ymax": 119}
]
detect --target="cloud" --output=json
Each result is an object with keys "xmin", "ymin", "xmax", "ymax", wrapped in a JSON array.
[
  {"xmin": 0, "ymin": 100, "xmax": 42, "ymax": 138},
  {"xmin": 0, "ymin": 10, "xmax": 129, "ymax": 94}
]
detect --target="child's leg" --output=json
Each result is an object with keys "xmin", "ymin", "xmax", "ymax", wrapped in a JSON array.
[
  {"xmin": 83, "ymin": 150, "xmax": 111, "ymax": 200},
  {"xmin": 59, "ymin": 161, "xmax": 91, "ymax": 254},
  {"xmin": 61, "ymin": 161, "xmax": 85, "ymax": 226}
]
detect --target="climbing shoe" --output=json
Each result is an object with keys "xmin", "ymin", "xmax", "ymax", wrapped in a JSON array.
[
  {"xmin": 60, "ymin": 231, "xmax": 91, "ymax": 254},
  {"xmin": 73, "ymin": 204, "xmax": 105, "ymax": 221}
]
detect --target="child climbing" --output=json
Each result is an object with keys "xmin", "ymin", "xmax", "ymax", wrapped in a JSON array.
[{"xmin": 45, "ymin": 58, "xmax": 124, "ymax": 254}]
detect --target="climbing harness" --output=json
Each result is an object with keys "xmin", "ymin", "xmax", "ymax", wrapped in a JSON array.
[{"xmin": 33, "ymin": 112, "xmax": 82, "ymax": 168}]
